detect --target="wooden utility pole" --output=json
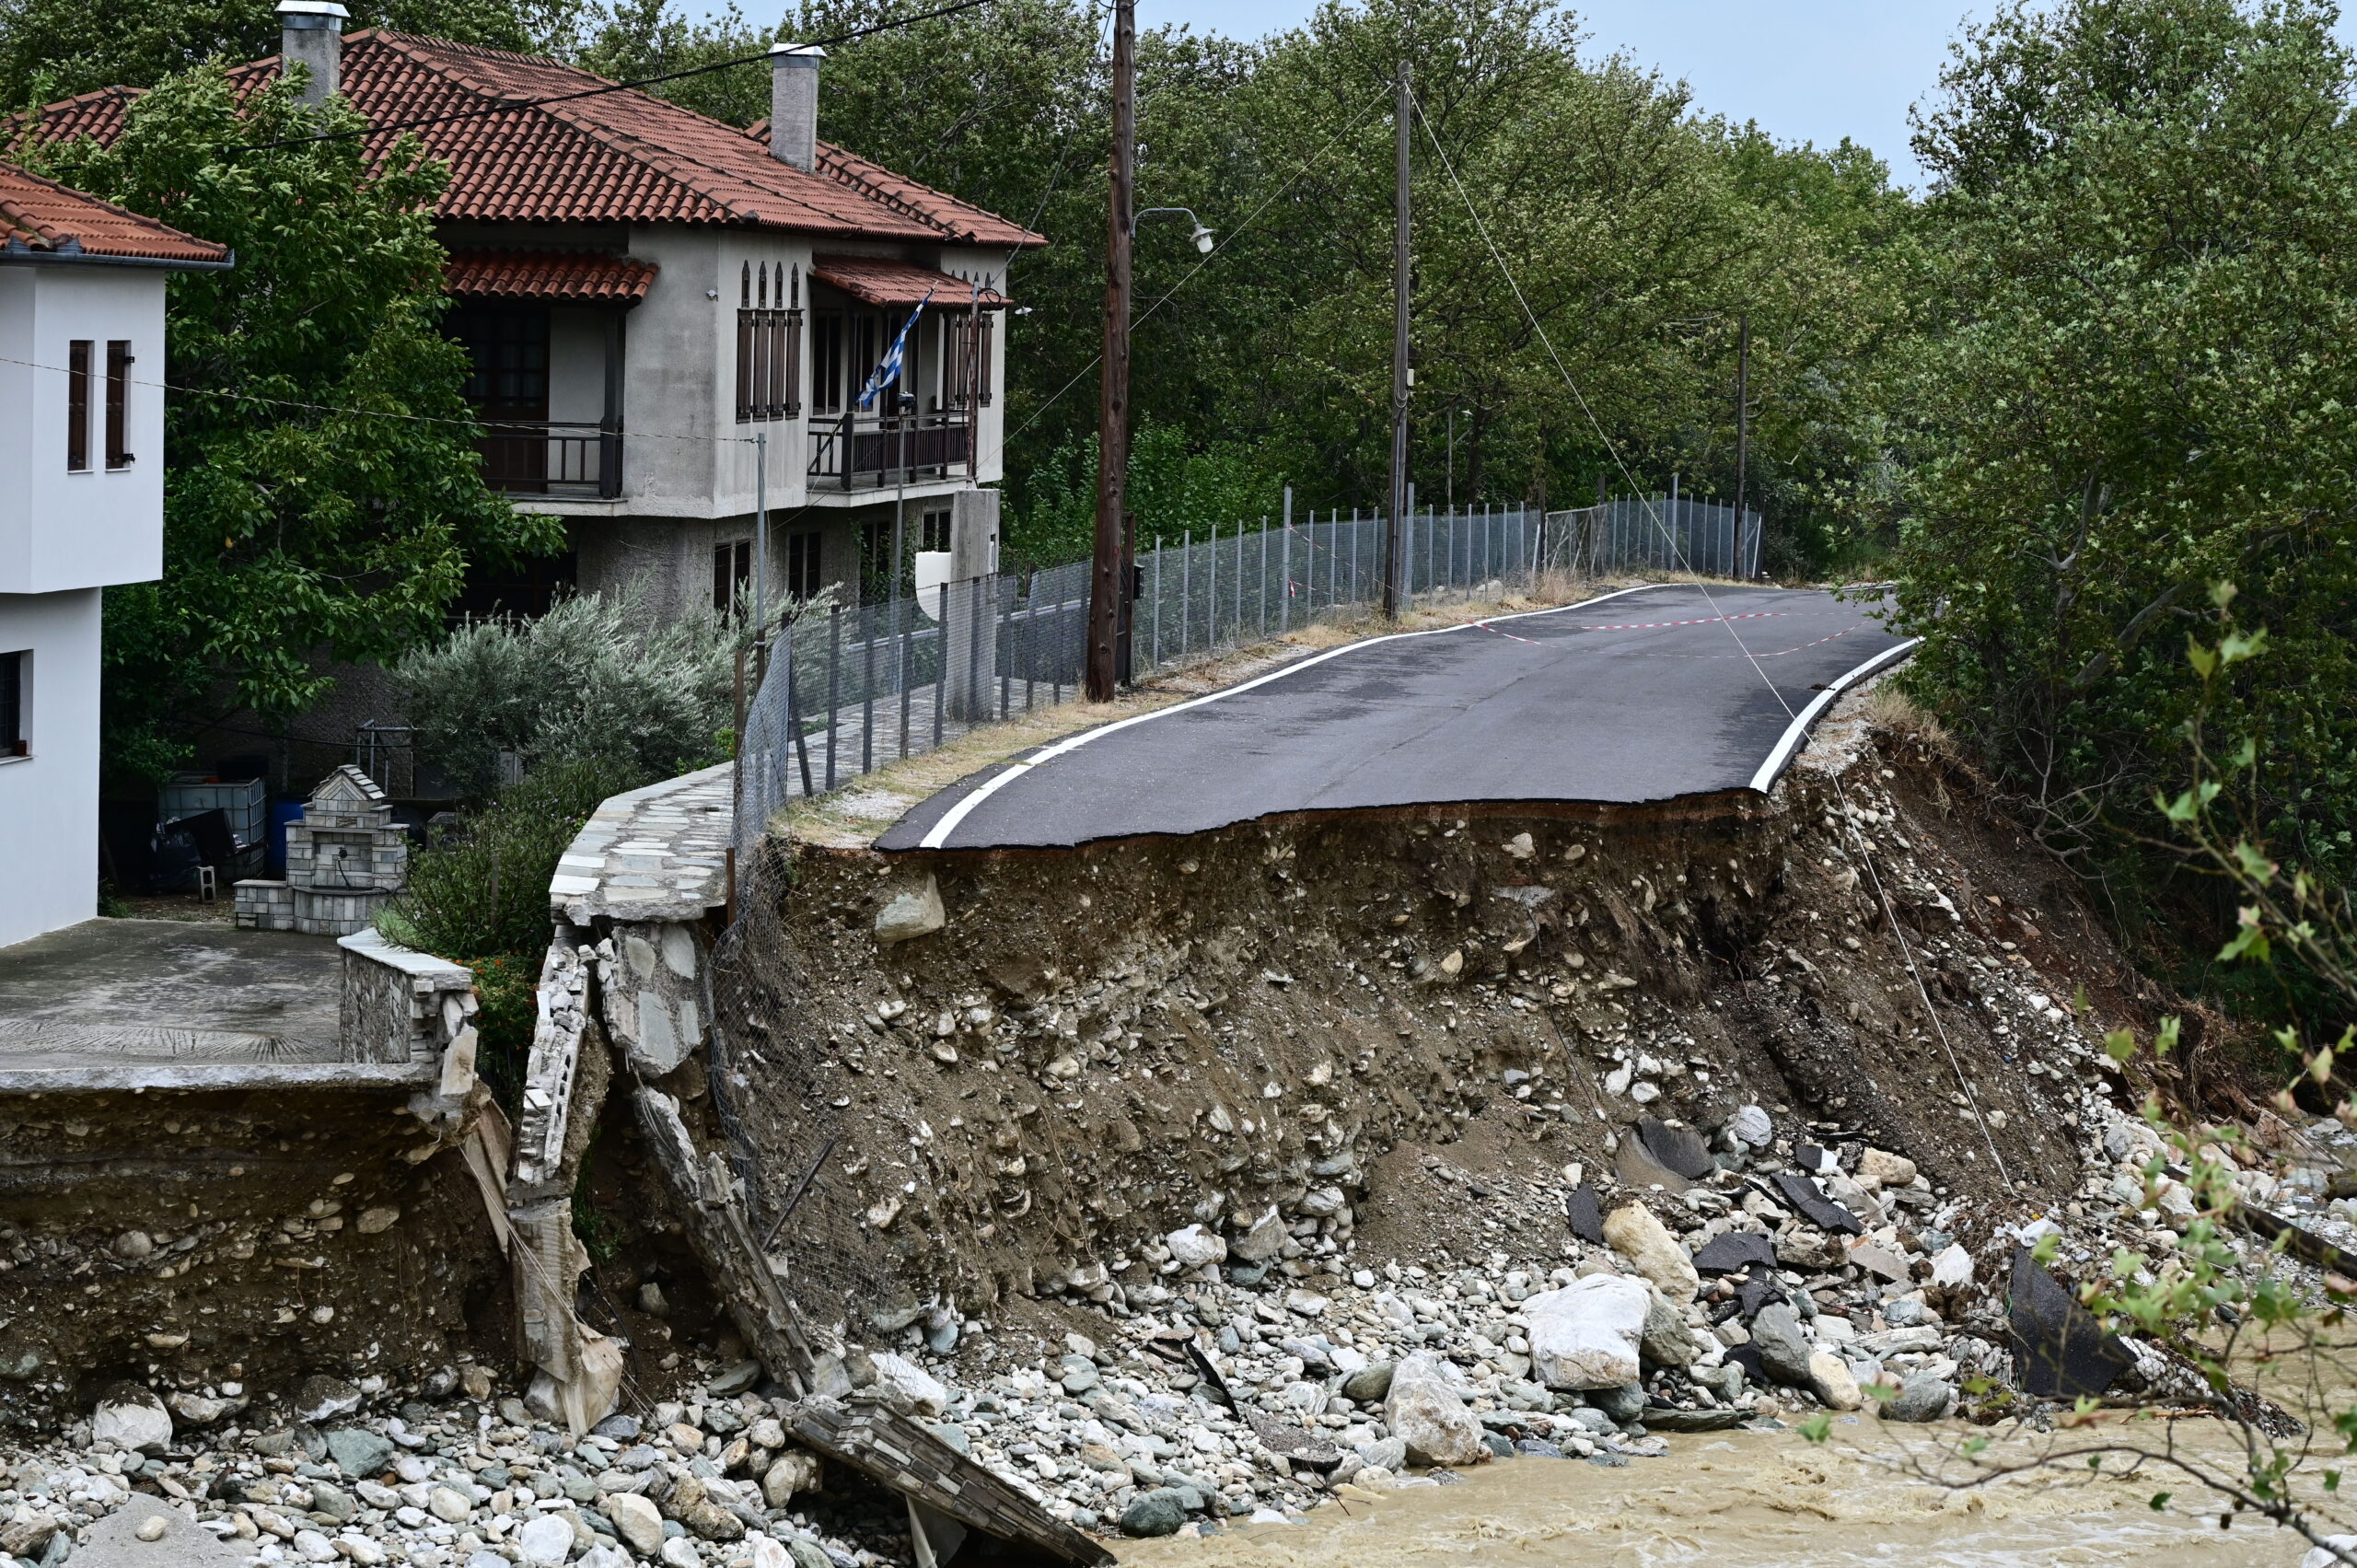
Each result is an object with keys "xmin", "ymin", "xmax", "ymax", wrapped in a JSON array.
[
  {"xmin": 1733, "ymin": 311, "xmax": 1750, "ymax": 523},
  {"xmin": 1385, "ymin": 62, "xmax": 1411, "ymax": 619},
  {"xmin": 1086, "ymin": 0, "xmax": 1136, "ymax": 701}
]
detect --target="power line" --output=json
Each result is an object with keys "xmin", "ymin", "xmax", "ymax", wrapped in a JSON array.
[
  {"xmin": 1407, "ymin": 84, "xmax": 2015, "ymax": 1191},
  {"xmin": 238, "ymin": 0, "xmax": 1010, "ymax": 151}
]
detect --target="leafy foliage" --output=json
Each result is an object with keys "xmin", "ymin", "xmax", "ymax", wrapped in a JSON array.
[
  {"xmin": 0, "ymin": 0, "xmax": 577, "ymax": 110},
  {"xmin": 1884, "ymin": 0, "xmax": 2357, "ymax": 889},
  {"xmin": 392, "ymin": 591, "xmax": 737, "ymax": 804},
  {"xmin": 383, "ymin": 752, "xmax": 646, "ymax": 961},
  {"xmin": 17, "ymin": 65, "xmax": 561, "ymax": 780}
]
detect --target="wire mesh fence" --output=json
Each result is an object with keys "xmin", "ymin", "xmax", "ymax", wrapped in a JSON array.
[{"xmin": 733, "ymin": 496, "xmax": 1753, "ymax": 849}]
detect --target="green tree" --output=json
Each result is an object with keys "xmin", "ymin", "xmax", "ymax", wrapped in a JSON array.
[
  {"xmin": 1885, "ymin": 0, "xmax": 2357, "ymax": 894},
  {"xmin": 19, "ymin": 64, "xmax": 561, "ymax": 779},
  {"xmin": 0, "ymin": 0, "xmax": 577, "ymax": 106}
]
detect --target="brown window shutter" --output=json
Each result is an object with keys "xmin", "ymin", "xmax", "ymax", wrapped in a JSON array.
[
  {"xmin": 66, "ymin": 340, "xmax": 90, "ymax": 470},
  {"xmin": 783, "ymin": 309, "xmax": 804, "ymax": 417},
  {"xmin": 978, "ymin": 314, "xmax": 994, "ymax": 408},
  {"xmin": 714, "ymin": 543, "xmax": 733, "ymax": 611},
  {"xmin": 736, "ymin": 311, "xmax": 753, "ymax": 423}
]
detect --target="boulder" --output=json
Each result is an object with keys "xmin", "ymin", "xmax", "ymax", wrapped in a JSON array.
[
  {"xmin": 761, "ymin": 1451, "xmax": 822, "ymax": 1509},
  {"xmin": 1727, "ymin": 1105, "xmax": 1774, "ymax": 1148},
  {"xmin": 1806, "ymin": 1351, "xmax": 1863, "ymax": 1411},
  {"xmin": 1523, "ymin": 1274, "xmax": 1647, "ymax": 1390},
  {"xmin": 869, "ymin": 1352, "xmax": 951, "ymax": 1416},
  {"xmin": 1120, "ymin": 1489, "xmax": 1190, "ymax": 1538},
  {"xmin": 61, "ymin": 1493, "xmax": 241, "ymax": 1568},
  {"xmin": 1385, "ymin": 1353, "xmax": 1487, "ymax": 1466},
  {"xmin": 327, "ymin": 1427, "xmax": 395, "ymax": 1480},
  {"xmin": 1603, "ymin": 1202, "xmax": 1700, "ymax": 1302},
  {"xmin": 1564, "ymin": 1185, "xmax": 1607, "ymax": 1245},
  {"xmin": 1230, "ymin": 1207, "xmax": 1286, "ymax": 1262},
  {"xmin": 1750, "ymin": 1303, "xmax": 1816, "ymax": 1388},
  {"xmin": 293, "ymin": 1375, "xmax": 365, "ymax": 1424},
  {"xmin": 2303, "ymin": 1538, "xmax": 2357, "ymax": 1568},
  {"xmin": 1165, "ymin": 1224, "xmax": 1226, "ymax": 1269},
  {"xmin": 1886, "ymin": 1373, "xmax": 1955, "ymax": 1423},
  {"xmin": 2007, "ymin": 1248, "xmax": 2133, "ymax": 1399},
  {"xmin": 1692, "ymin": 1229, "xmax": 1778, "ymax": 1276},
  {"xmin": 1588, "ymin": 1382, "xmax": 1647, "ymax": 1423},
  {"xmin": 91, "ymin": 1386, "xmax": 172, "ymax": 1453},
  {"xmin": 1341, "ymin": 1361, "xmax": 1396, "ymax": 1403},
  {"xmin": 1639, "ymin": 1287, "xmax": 1705, "ymax": 1370},
  {"xmin": 517, "ymin": 1514, "xmax": 576, "ymax": 1565},
  {"xmin": 875, "ymin": 877, "xmax": 946, "ymax": 944},
  {"xmin": 1635, "ymin": 1117, "xmax": 1716, "ymax": 1181},
  {"xmin": 1858, "ymin": 1148, "xmax": 1918, "ymax": 1189},
  {"xmin": 606, "ymin": 1493, "xmax": 666, "ymax": 1556}
]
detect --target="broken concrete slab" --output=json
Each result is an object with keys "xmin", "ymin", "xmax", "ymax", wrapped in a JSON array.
[
  {"xmin": 1615, "ymin": 1138, "xmax": 1693, "ymax": 1194},
  {"xmin": 1692, "ymin": 1230, "xmax": 1779, "ymax": 1276},
  {"xmin": 1771, "ymin": 1172, "xmax": 1864, "ymax": 1237},
  {"xmin": 2007, "ymin": 1248, "xmax": 2134, "ymax": 1400},
  {"xmin": 1564, "ymin": 1185, "xmax": 1606, "ymax": 1245},
  {"xmin": 69, "ymin": 1493, "xmax": 243, "ymax": 1568}
]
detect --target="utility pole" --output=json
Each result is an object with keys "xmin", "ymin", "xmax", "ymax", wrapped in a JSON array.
[
  {"xmin": 1086, "ymin": 0, "xmax": 1136, "ymax": 701},
  {"xmin": 1733, "ymin": 311, "xmax": 1750, "ymax": 524},
  {"xmin": 1384, "ymin": 61, "xmax": 1411, "ymax": 619}
]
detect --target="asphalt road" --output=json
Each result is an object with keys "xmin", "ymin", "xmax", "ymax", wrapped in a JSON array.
[{"xmin": 878, "ymin": 583, "xmax": 1915, "ymax": 853}]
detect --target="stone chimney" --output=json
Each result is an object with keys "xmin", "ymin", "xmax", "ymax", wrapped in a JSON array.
[
  {"xmin": 768, "ymin": 44, "xmax": 825, "ymax": 171},
  {"xmin": 276, "ymin": 0, "xmax": 351, "ymax": 105}
]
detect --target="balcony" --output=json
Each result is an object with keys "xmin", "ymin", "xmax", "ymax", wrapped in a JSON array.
[
  {"xmin": 478, "ymin": 420, "xmax": 623, "ymax": 500},
  {"xmin": 807, "ymin": 410, "xmax": 972, "ymax": 492}
]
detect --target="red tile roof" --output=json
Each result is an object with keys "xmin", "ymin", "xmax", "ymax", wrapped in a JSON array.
[
  {"xmin": 0, "ymin": 160, "xmax": 230, "ymax": 265},
  {"xmin": 29, "ymin": 33, "xmax": 1045, "ymax": 249},
  {"xmin": 445, "ymin": 249, "xmax": 656, "ymax": 302},
  {"xmin": 812, "ymin": 253, "xmax": 1008, "ymax": 309}
]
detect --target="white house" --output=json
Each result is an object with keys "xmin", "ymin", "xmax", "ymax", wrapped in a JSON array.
[
  {"xmin": 48, "ymin": 5, "xmax": 1045, "ymax": 627},
  {"xmin": 0, "ymin": 162, "xmax": 230, "ymax": 947}
]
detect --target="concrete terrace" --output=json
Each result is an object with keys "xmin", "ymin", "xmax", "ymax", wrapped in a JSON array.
[{"xmin": 0, "ymin": 918, "xmax": 351, "ymax": 1091}]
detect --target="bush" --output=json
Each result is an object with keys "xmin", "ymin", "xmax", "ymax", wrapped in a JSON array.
[
  {"xmin": 394, "ymin": 590, "xmax": 737, "ymax": 804},
  {"xmin": 380, "ymin": 754, "xmax": 646, "ymax": 1116}
]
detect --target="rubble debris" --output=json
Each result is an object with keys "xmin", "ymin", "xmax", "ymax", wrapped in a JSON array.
[{"xmin": 2005, "ymin": 1249, "xmax": 2134, "ymax": 1400}]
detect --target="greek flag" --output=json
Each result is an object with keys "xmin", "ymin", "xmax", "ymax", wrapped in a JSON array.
[{"xmin": 855, "ymin": 291, "xmax": 934, "ymax": 410}]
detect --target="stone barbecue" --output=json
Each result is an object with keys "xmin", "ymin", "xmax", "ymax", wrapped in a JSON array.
[{"xmin": 234, "ymin": 765, "xmax": 409, "ymax": 935}]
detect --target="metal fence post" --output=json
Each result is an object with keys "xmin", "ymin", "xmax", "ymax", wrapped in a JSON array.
[
  {"xmin": 1280, "ymin": 494, "xmax": 1293, "ymax": 633},
  {"xmin": 1151, "ymin": 545, "xmax": 1162, "ymax": 669},
  {"xmin": 1180, "ymin": 529, "xmax": 1192, "ymax": 656},
  {"xmin": 784, "ymin": 634, "xmax": 815, "ymax": 800},
  {"xmin": 932, "ymin": 584, "xmax": 947, "ymax": 749},
  {"xmin": 898, "ymin": 593, "xmax": 914, "ymax": 757},
  {"xmin": 825, "ymin": 605, "xmax": 842, "ymax": 791}
]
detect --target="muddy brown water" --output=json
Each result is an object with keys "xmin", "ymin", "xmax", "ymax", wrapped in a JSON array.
[{"xmin": 1118, "ymin": 1421, "xmax": 2313, "ymax": 1566}]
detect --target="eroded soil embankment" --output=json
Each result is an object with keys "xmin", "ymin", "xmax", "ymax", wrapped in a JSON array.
[{"xmin": 709, "ymin": 714, "xmax": 2130, "ymax": 1337}]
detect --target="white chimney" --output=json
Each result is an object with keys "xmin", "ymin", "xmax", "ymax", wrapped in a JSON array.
[
  {"xmin": 768, "ymin": 44, "xmax": 825, "ymax": 171},
  {"xmin": 276, "ymin": 0, "xmax": 351, "ymax": 106}
]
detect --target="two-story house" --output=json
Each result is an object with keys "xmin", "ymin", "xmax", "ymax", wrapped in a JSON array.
[
  {"xmin": 0, "ymin": 163, "xmax": 230, "ymax": 946},
  {"xmin": 39, "ymin": 1, "xmax": 1043, "ymax": 628}
]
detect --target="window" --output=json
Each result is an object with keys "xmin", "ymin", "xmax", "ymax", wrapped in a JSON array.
[
  {"xmin": 105, "ymin": 340, "xmax": 132, "ymax": 469},
  {"xmin": 0, "ymin": 650, "xmax": 24, "ymax": 758},
  {"xmin": 735, "ymin": 262, "xmax": 802, "ymax": 423},
  {"xmin": 919, "ymin": 508, "xmax": 952, "ymax": 553},
  {"xmin": 811, "ymin": 310, "xmax": 845, "ymax": 414},
  {"xmin": 786, "ymin": 530, "xmax": 823, "ymax": 600},
  {"xmin": 65, "ymin": 340, "xmax": 90, "ymax": 470},
  {"xmin": 860, "ymin": 518, "xmax": 893, "ymax": 599},
  {"xmin": 713, "ymin": 540, "xmax": 753, "ymax": 614}
]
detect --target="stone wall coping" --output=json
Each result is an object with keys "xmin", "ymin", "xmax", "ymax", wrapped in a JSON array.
[
  {"xmin": 548, "ymin": 762, "xmax": 734, "ymax": 925},
  {"xmin": 337, "ymin": 927, "xmax": 473, "ymax": 985}
]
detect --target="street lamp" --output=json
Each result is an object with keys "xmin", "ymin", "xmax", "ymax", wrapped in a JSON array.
[{"xmin": 1134, "ymin": 206, "xmax": 1214, "ymax": 253}]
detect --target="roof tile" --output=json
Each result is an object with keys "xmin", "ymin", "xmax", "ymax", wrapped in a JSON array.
[
  {"xmin": 0, "ymin": 159, "xmax": 230, "ymax": 264},
  {"xmin": 444, "ymin": 248, "xmax": 655, "ymax": 301}
]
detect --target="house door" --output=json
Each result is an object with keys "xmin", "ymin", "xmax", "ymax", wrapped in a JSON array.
[{"xmin": 450, "ymin": 305, "xmax": 551, "ymax": 492}]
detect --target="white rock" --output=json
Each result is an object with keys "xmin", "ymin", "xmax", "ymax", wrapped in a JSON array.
[
  {"xmin": 1929, "ymin": 1244, "xmax": 1975, "ymax": 1288},
  {"xmin": 761, "ymin": 1451, "xmax": 821, "ymax": 1509},
  {"xmin": 875, "ymin": 877, "xmax": 946, "ymax": 943},
  {"xmin": 606, "ymin": 1493, "xmax": 666, "ymax": 1555},
  {"xmin": 1165, "ymin": 1225, "xmax": 1227, "ymax": 1269},
  {"xmin": 1727, "ymin": 1106, "xmax": 1774, "ymax": 1147},
  {"xmin": 91, "ymin": 1392, "xmax": 172, "ymax": 1453},
  {"xmin": 1857, "ymin": 1149, "xmax": 1917, "ymax": 1189},
  {"xmin": 426, "ymin": 1485, "xmax": 475, "ymax": 1524},
  {"xmin": 1522, "ymin": 1275, "xmax": 1648, "ymax": 1390},
  {"xmin": 872, "ymin": 1352, "xmax": 951, "ymax": 1415},
  {"xmin": 662, "ymin": 1537, "xmax": 703, "ymax": 1568},
  {"xmin": 1806, "ymin": 1351, "xmax": 1863, "ymax": 1411},
  {"xmin": 517, "ymin": 1514, "xmax": 575, "ymax": 1564},
  {"xmin": 1384, "ymin": 1353, "xmax": 1486, "ymax": 1467},
  {"xmin": 292, "ymin": 1529, "xmax": 339, "ymax": 1563},
  {"xmin": 750, "ymin": 1539, "xmax": 795, "ymax": 1568},
  {"xmin": 2303, "ymin": 1537, "xmax": 2357, "ymax": 1568},
  {"xmin": 1603, "ymin": 1202, "xmax": 1700, "ymax": 1302}
]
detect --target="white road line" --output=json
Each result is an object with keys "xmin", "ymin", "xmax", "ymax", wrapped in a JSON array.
[
  {"xmin": 917, "ymin": 582, "xmax": 1689, "ymax": 849},
  {"xmin": 1746, "ymin": 637, "xmax": 1923, "ymax": 795}
]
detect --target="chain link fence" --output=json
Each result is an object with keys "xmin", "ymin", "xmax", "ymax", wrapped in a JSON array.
[{"xmin": 734, "ymin": 496, "xmax": 1756, "ymax": 850}]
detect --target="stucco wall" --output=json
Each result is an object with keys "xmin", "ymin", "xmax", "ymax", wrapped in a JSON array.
[
  {"xmin": 0, "ymin": 587, "xmax": 101, "ymax": 947},
  {"xmin": 0, "ymin": 265, "xmax": 168, "ymax": 595}
]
